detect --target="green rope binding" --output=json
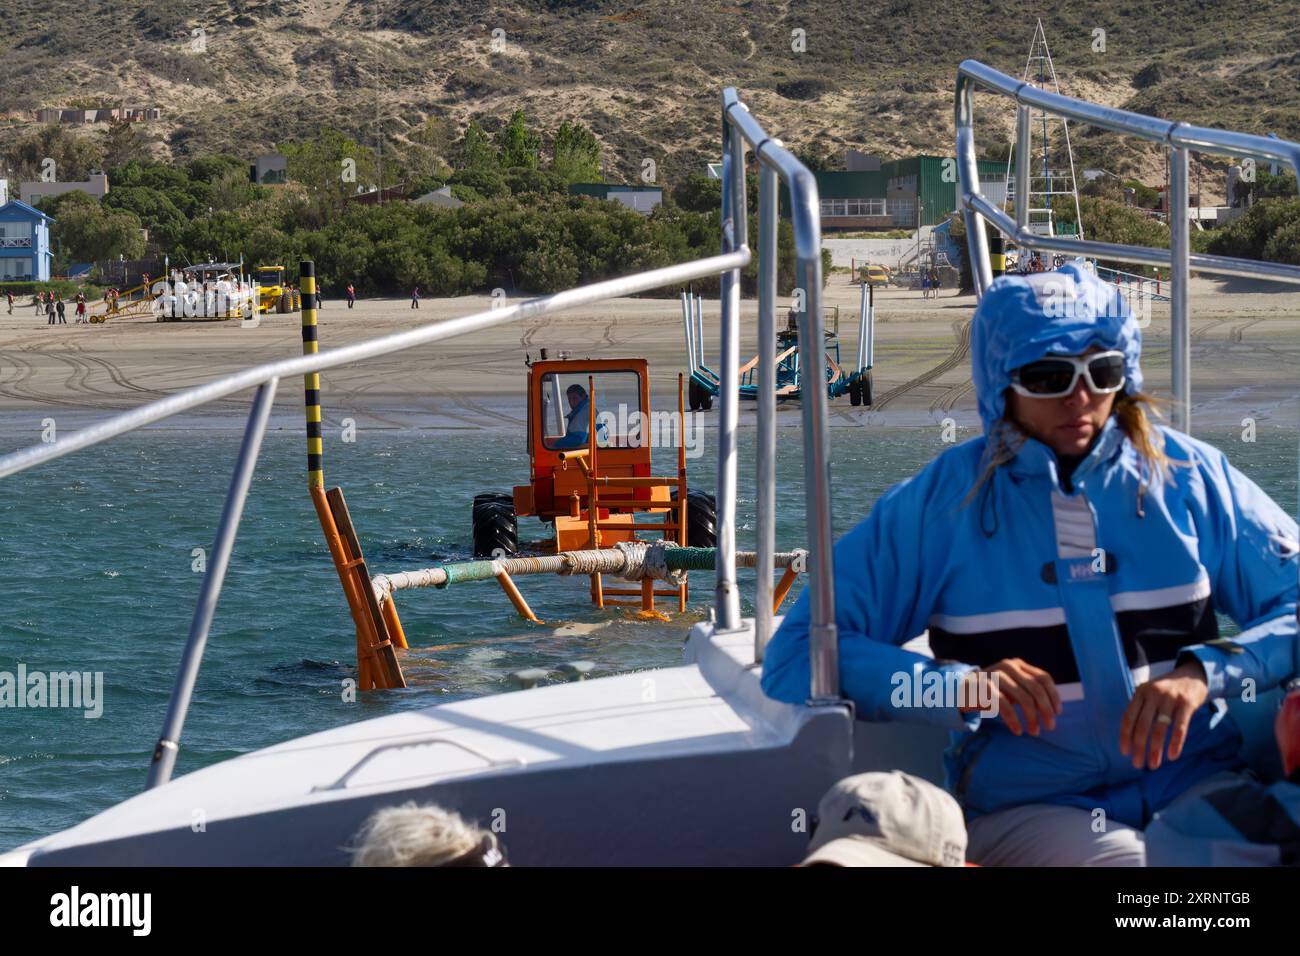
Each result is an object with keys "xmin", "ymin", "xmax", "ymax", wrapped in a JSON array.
[
  {"xmin": 663, "ymin": 547, "xmax": 717, "ymax": 571},
  {"xmin": 437, "ymin": 560, "xmax": 500, "ymax": 587}
]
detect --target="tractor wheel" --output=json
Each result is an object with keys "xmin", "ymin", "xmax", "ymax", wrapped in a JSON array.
[
  {"xmin": 688, "ymin": 378, "xmax": 703, "ymax": 412},
  {"xmin": 697, "ymin": 384, "xmax": 713, "ymax": 412},
  {"xmin": 861, "ymin": 370, "xmax": 874, "ymax": 407},
  {"xmin": 848, "ymin": 376, "xmax": 863, "ymax": 406},
  {"xmin": 674, "ymin": 489, "xmax": 717, "ymax": 549},
  {"xmin": 472, "ymin": 492, "xmax": 518, "ymax": 558}
]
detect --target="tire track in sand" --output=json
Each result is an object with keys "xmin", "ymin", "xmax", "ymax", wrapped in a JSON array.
[{"xmin": 871, "ymin": 319, "xmax": 972, "ymax": 411}]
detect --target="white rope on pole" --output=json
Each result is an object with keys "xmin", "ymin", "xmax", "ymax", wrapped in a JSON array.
[{"xmin": 371, "ymin": 546, "xmax": 808, "ymax": 603}]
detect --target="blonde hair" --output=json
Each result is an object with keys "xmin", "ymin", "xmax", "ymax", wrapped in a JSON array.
[
  {"xmin": 350, "ymin": 802, "xmax": 498, "ymax": 867},
  {"xmin": 964, "ymin": 389, "xmax": 1173, "ymax": 512}
]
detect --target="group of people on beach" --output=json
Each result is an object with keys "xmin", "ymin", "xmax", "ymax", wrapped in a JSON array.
[
  {"xmin": 9, "ymin": 280, "xmax": 386, "ymax": 322},
  {"xmin": 920, "ymin": 266, "xmax": 942, "ymax": 298},
  {"xmin": 1013, "ymin": 252, "xmax": 1068, "ymax": 274},
  {"xmin": 25, "ymin": 289, "xmax": 89, "ymax": 324}
]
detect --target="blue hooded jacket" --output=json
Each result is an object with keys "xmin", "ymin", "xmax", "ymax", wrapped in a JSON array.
[{"xmin": 761, "ymin": 263, "xmax": 1299, "ymax": 829}]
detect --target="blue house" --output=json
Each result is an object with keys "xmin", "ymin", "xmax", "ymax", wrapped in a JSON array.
[{"xmin": 0, "ymin": 200, "xmax": 55, "ymax": 282}]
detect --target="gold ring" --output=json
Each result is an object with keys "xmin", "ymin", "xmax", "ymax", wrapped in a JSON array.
[{"xmin": 1155, "ymin": 714, "xmax": 1173, "ymax": 725}]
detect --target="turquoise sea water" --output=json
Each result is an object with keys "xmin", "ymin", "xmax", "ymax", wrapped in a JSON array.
[{"xmin": 0, "ymin": 422, "xmax": 1295, "ymax": 851}]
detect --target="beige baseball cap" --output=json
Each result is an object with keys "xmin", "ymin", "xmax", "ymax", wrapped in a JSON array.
[{"xmin": 802, "ymin": 771, "xmax": 967, "ymax": 867}]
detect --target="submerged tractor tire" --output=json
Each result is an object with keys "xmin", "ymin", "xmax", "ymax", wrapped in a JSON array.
[
  {"xmin": 861, "ymin": 370, "xmax": 874, "ymax": 407},
  {"xmin": 675, "ymin": 489, "xmax": 717, "ymax": 549},
  {"xmin": 472, "ymin": 492, "xmax": 518, "ymax": 558}
]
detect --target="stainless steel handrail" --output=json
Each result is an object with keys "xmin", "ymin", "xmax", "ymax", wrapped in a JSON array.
[
  {"xmin": 956, "ymin": 60, "xmax": 1300, "ymax": 433},
  {"xmin": 0, "ymin": 87, "xmax": 843, "ymax": 787},
  {"xmin": 719, "ymin": 88, "xmax": 838, "ymax": 702}
]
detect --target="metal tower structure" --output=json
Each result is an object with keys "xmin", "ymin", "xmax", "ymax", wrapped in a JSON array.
[{"xmin": 1006, "ymin": 19, "xmax": 1085, "ymax": 241}]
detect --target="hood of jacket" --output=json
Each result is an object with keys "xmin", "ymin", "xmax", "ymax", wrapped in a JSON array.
[{"xmin": 970, "ymin": 261, "xmax": 1145, "ymax": 434}]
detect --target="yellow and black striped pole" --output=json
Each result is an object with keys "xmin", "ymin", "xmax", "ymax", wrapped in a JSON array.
[
  {"xmin": 989, "ymin": 233, "xmax": 1006, "ymax": 279},
  {"xmin": 301, "ymin": 261, "xmax": 324, "ymax": 489},
  {"xmin": 300, "ymin": 261, "xmax": 408, "ymax": 686}
]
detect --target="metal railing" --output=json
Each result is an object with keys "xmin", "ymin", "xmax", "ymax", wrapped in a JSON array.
[
  {"xmin": 0, "ymin": 88, "xmax": 842, "ymax": 788},
  {"xmin": 719, "ymin": 89, "xmax": 838, "ymax": 703},
  {"xmin": 956, "ymin": 60, "xmax": 1300, "ymax": 432}
]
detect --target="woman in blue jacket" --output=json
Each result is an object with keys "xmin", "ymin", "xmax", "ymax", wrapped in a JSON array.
[{"xmin": 762, "ymin": 263, "xmax": 1299, "ymax": 866}]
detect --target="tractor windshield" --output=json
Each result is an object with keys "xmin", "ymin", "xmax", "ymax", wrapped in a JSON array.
[
  {"xmin": 540, "ymin": 370, "xmax": 642, "ymax": 451},
  {"xmin": 254, "ymin": 269, "xmax": 283, "ymax": 286}
]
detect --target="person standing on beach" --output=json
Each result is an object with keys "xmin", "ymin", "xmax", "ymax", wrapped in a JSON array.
[
  {"xmin": 411, "ymin": 286, "xmax": 420, "ymax": 309},
  {"xmin": 75, "ymin": 294, "xmax": 86, "ymax": 323},
  {"xmin": 347, "ymin": 283, "xmax": 355, "ymax": 309},
  {"xmin": 55, "ymin": 296, "xmax": 66, "ymax": 324},
  {"xmin": 6, "ymin": 290, "xmax": 12, "ymax": 314},
  {"xmin": 46, "ymin": 294, "xmax": 56, "ymax": 325}
]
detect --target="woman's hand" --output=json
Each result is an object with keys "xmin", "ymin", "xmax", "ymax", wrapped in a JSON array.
[
  {"xmin": 959, "ymin": 658, "xmax": 1062, "ymax": 736},
  {"xmin": 1119, "ymin": 661, "xmax": 1209, "ymax": 770}
]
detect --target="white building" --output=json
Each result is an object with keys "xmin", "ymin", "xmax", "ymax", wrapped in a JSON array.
[{"xmin": 19, "ymin": 171, "xmax": 109, "ymax": 206}]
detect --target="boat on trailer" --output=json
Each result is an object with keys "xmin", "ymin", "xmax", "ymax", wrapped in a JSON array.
[{"xmin": 4, "ymin": 73, "xmax": 1300, "ymax": 866}]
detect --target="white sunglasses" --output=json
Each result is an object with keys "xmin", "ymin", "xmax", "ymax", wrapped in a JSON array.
[{"xmin": 1009, "ymin": 350, "xmax": 1127, "ymax": 399}]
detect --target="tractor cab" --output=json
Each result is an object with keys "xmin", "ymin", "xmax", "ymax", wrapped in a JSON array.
[
  {"xmin": 472, "ymin": 354, "xmax": 716, "ymax": 611},
  {"xmin": 522, "ymin": 357, "xmax": 665, "ymax": 541},
  {"xmin": 252, "ymin": 265, "xmax": 301, "ymax": 314}
]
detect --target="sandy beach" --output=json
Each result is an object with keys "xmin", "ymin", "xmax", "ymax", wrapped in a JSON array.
[{"xmin": 2, "ymin": 274, "xmax": 1298, "ymax": 441}]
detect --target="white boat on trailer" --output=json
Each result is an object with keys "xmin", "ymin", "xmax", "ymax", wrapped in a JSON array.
[{"xmin": 4, "ymin": 71, "xmax": 1300, "ymax": 867}]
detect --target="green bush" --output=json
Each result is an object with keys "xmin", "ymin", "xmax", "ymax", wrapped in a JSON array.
[
  {"xmin": 1263, "ymin": 217, "xmax": 1300, "ymax": 266},
  {"xmin": 37, "ymin": 116, "xmax": 821, "ymax": 299},
  {"xmin": 1207, "ymin": 197, "xmax": 1300, "ymax": 262},
  {"xmin": 52, "ymin": 202, "xmax": 146, "ymax": 262},
  {"xmin": 449, "ymin": 168, "xmax": 510, "ymax": 200}
]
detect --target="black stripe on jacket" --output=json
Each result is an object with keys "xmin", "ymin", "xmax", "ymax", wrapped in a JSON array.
[{"xmin": 929, "ymin": 595, "xmax": 1218, "ymax": 684}]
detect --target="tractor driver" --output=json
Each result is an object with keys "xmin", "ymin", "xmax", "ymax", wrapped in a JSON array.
[{"xmin": 552, "ymin": 384, "xmax": 592, "ymax": 450}]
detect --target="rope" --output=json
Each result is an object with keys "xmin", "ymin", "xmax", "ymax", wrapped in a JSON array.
[
  {"xmin": 559, "ymin": 548, "xmax": 626, "ymax": 576},
  {"xmin": 370, "ymin": 546, "xmax": 809, "ymax": 603},
  {"xmin": 662, "ymin": 546, "xmax": 717, "ymax": 571},
  {"xmin": 440, "ymin": 561, "xmax": 499, "ymax": 587}
]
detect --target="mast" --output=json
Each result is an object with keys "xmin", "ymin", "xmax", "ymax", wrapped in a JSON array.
[{"xmin": 1005, "ymin": 19, "xmax": 1085, "ymax": 242}]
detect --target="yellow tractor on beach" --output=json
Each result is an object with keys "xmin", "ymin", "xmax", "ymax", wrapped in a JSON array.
[{"xmin": 253, "ymin": 265, "xmax": 301, "ymax": 313}]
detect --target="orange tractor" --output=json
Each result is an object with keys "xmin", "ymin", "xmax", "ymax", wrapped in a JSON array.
[{"xmin": 472, "ymin": 355, "xmax": 716, "ymax": 611}]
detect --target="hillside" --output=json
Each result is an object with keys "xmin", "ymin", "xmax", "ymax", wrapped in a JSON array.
[{"xmin": 2, "ymin": 0, "xmax": 1298, "ymax": 189}]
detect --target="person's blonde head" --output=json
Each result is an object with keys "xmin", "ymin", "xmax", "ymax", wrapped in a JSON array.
[{"xmin": 350, "ymin": 802, "xmax": 505, "ymax": 867}]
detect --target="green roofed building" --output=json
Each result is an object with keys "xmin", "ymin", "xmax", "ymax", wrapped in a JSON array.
[
  {"xmin": 812, "ymin": 156, "xmax": 1014, "ymax": 230},
  {"xmin": 568, "ymin": 183, "xmax": 663, "ymax": 215}
]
